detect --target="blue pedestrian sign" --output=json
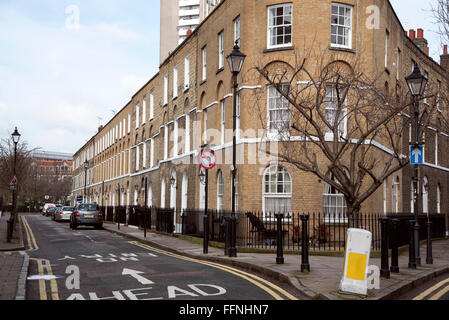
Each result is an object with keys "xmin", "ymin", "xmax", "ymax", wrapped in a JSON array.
[{"xmin": 410, "ymin": 146, "xmax": 423, "ymax": 164}]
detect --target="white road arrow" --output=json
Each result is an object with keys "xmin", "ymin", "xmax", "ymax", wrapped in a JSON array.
[
  {"xmin": 412, "ymin": 147, "xmax": 422, "ymax": 163},
  {"xmin": 121, "ymin": 268, "xmax": 154, "ymax": 285}
]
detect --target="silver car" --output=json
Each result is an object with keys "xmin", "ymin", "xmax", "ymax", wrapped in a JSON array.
[
  {"xmin": 70, "ymin": 203, "xmax": 103, "ymax": 230},
  {"xmin": 53, "ymin": 206, "xmax": 74, "ymax": 222}
]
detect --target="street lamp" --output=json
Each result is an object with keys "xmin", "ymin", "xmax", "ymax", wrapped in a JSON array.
[
  {"xmin": 226, "ymin": 41, "xmax": 246, "ymax": 258},
  {"xmin": 84, "ymin": 159, "xmax": 89, "ymax": 202},
  {"xmin": 405, "ymin": 63, "xmax": 428, "ymax": 268},
  {"xmin": 7, "ymin": 127, "xmax": 20, "ymax": 242}
]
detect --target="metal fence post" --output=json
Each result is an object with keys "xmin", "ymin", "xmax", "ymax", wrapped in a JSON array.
[
  {"xmin": 380, "ymin": 217, "xmax": 390, "ymax": 278},
  {"xmin": 203, "ymin": 212, "xmax": 209, "ymax": 254},
  {"xmin": 408, "ymin": 220, "xmax": 416, "ymax": 269},
  {"xmin": 228, "ymin": 215, "xmax": 237, "ymax": 257},
  {"xmin": 426, "ymin": 220, "xmax": 433, "ymax": 264},
  {"xmin": 390, "ymin": 218, "xmax": 399, "ymax": 273},
  {"xmin": 275, "ymin": 213, "xmax": 284, "ymax": 264},
  {"xmin": 300, "ymin": 214, "xmax": 310, "ymax": 272}
]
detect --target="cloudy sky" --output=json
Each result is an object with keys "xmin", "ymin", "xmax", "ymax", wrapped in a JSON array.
[{"xmin": 0, "ymin": 0, "xmax": 442, "ymax": 154}]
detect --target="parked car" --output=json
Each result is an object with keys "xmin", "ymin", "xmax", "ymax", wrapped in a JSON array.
[
  {"xmin": 70, "ymin": 203, "xmax": 103, "ymax": 230},
  {"xmin": 42, "ymin": 203, "xmax": 55, "ymax": 216},
  {"xmin": 45, "ymin": 206, "xmax": 56, "ymax": 217},
  {"xmin": 53, "ymin": 206, "xmax": 74, "ymax": 222}
]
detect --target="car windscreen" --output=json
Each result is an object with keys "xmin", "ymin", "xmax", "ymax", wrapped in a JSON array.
[
  {"xmin": 78, "ymin": 204, "xmax": 99, "ymax": 211},
  {"xmin": 63, "ymin": 207, "xmax": 74, "ymax": 211}
]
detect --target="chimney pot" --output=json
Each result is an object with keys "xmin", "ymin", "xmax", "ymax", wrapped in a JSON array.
[
  {"xmin": 409, "ymin": 29, "xmax": 416, "ymax": 39},
  {"xmin": 417, "ymin": 28, "xmax": 424, "ymax": 38},
  {"xmin": 444, "ymin": 45, "xmax": 448, "ymax": 55}
]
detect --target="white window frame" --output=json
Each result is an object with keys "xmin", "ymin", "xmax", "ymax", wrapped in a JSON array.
[
  {"xmin": 184, "ymin": 56, "xmax": 190, "ymax": 90},
  {"xmin": 143, "ymin": 141, "xmax": 147, "ymax": 169},
  {"xmin": 267, "ymin": 3, "xmax": 292, "ymax": 49},
  {"xmin": 185, "ymin": 113, "xmax": 191, "ymax": 153},
  {"xmin": 173, "ymin": 66, "xmax": 178, "ymax": 99},
  {"xmin": 385, "ymin": 30, "xmax": 389, "ymax": 68},
  {"xmin": 150, "ymin": 139, "xmax": 154, "ymax": 168},
  {"xmin": 234, "ymin": 16, "xmax": 241, "ymax": 46},
  {"xmin": 323, "ymin": 173, "xmax": 347, "ymax": 222},
  {"xmin": 325, "ymin": 84, "xmax": 347, "ymax": 140},
  {"xmin": 330, "ymin": 3, "xmax": 353, "ymax": 49},
  {"xmin": 267, "ymin": 84, "xmax": 291, "ymax": 138},
  {"xmin": 135, "ymin": 145, "xmax": 140, "ymax": 171},
  {"xmin": 217, "ymin": 170, "xmax": 224, "ymax": 211},
  {"xmin": 218, "ymin": 31, "xmax": 224, "ymax": 69},
  {"xmin": 435, "ymin": 133, "xmax": 438, "ymax": 165},
  {"xmin": 128, "ymin": 114, "xmax": 131, "ymax": 134},
  {"xmin": 164, "ymin": 74, "xmax": 169, "ymax": 105},
  {"xmin": 149, "ymin": 93, "xmax": 154, "ymax": 120},
  {"xmin": 202, "ymin": 46, "xmax": 207, "ymax": 81},
  {"xmin": 221, "ymin": 99, "xmax": 226, "ymax": 145},
  {"xmin": 263, "ymin": 165, "xmax": 292, "ymax": 220},
  {"xmin": 142, "ymin": 97, "xmax": 146, "ymax": 125},
  {"xmin": 136, "ymin": 104, "xmax": 140, "ymax": 129}
]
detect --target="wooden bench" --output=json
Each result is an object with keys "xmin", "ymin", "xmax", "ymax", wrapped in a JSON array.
[{"xmin": 245, "ymin": 212, "xmax": 278, "ymax": 245}]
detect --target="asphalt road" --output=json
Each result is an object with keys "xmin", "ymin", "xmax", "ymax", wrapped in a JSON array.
[
  {"xmin": 21, "ymin": 213, "xmax": 300, "ymax": 301},
  {"xmin": 394, "ymin": 272, "xmax": 449, "ymax": 300}
]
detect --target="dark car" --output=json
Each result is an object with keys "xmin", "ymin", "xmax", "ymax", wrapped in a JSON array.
[
  {"xmin": 45, "ymin": 206, "xmax": 56, "ymax": 217},
  {"xmin": 70, "ymin": 203, "xmax": 103, "ymax": 230}
]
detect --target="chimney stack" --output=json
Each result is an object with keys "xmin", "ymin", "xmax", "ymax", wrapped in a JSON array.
[
  {"xmin": 440, "ymin": 45, "xmax": 449, "ymax": 73},
  {"xmin": 410, "ymin": 28, "xmax": 428, "ymax": 56}
]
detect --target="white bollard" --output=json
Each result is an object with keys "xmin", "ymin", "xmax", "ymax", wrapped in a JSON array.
[{"xmin": 339, "ymin": 228, "xmax": 372, "ymax": 296}]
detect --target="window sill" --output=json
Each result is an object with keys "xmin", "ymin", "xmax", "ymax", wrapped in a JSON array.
[
  {"xmin": 184, "ymin": 86, "xmax": 190, "ymax": 93},
  {"xmin": 385, "ymin": 67, "xmax": 390, "ymax": 75},
  {"xmin": 200, "ymin": 79, "xmax": 207, "ymax": 86},
  {"xmin": 263, "ymin": 46, "xmax": 294, "ymax": 54},
  {"xmin": 216, "ymin": 67, "xmax": 224, "ymax": 75},
  {"xmin": 329, "ymin": 46, "xmax": 356, "ymax": 54}
]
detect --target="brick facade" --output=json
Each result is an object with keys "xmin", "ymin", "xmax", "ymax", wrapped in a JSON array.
[{"xmin": 72, "ymin": 0, "xmax": 449, "ymax": 231}]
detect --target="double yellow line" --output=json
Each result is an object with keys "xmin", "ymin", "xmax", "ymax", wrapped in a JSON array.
[
  {"xmin": 413, "ymin": 277, "xmax": 449, "ymax": 300},
  {"xmin": 21, "ymin": 216, "xmax": 38, "ymax": 251},
  {"xmin": 21, "ymin": 216, "xmax": 59, "ymax": 300},
  {"xmin": 129, "ymin": 241, "xmax": 298, "ymax": 300}
]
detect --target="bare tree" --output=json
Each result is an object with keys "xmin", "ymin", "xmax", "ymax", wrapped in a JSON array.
[
  {"xmin": 0, "ymin": 136, "xmax": 35, "ymax": 209},
  {"xmin": 249, "ymin": 47, "xmax": 444, "ymax": 222},
  {"xmin": 431, "ymin": 0, "xmax": 449, "ymax": 46}
]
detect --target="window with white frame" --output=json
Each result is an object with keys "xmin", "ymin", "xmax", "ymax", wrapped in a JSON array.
[
  {"xmin": 218, "ymin": 31, "xmax": 224, "ymax": 69},
  {"xmin": 422, "ymin": 176, "xmax": 429, "ymax": 214},
  {"xmin": 173, "ymin": 66, "xmax": 178, "ymax": 99},
  {"xmin": 217, "ymin": 170, "xmax": 224, "ymax": 211},
  {"xmin": 435, "ymin": 133, "xmax": 438, "ymax": 165},
  {"xmin": 325, "ymin": 84, "xmax": 347, "ymax": 138},
  {"xmin": 164, "ymin": 74, "xmax": 168, "ymax": 105},
  {"xmin": 385, "ymin": 30, "xmax": 389, "ymax": 68},
  {"xmin": 135, "ymin": 145, "xmax": 140, "ymax": 171},
  {"xmin": 202, "ymin": 46, "xmax": 207, "ymax": 81},
  {"xmin": 267, "ymin": 3, "xmax": 292, "ymax": 48},
  {"xmin": 150, "ymin": 138, "xmax": 154, "ymax": 168},
  {"xmin": 263, "ymin": 165, "xmax": 292, "ymax": 218},
  {"xmin": 185, "ymin": 113, "xmax": 191, "ymax": 153},
  {"xmin": 149, "ymin": 93, "xmax": 154, "ymax": 120},
  {"xmin": 128, "ymin": 114, "xmax": 131, "ymax": 134},
  {"xmin": 184, "ymin": 56, "xmax": 190, "ymax": 90},
  {"xmin": 392, "ymin": 176, "xmax": 399, "ymax": 213},
  {"xmin": 142, "ymin": 98, "xmax": 146, "ymax": 125},
  {"xmin": 437, "ymin": 184, "xmax": 441, "ymax": 214},
  {"xmin": 143, "ymin": 141, "xmax": 147, "ymax": 168},
  {"xmin": 331, "ymin": 3, "xmax": 352, "ymax": 48},
  {"xmin": 221, "ymin": 99, "xmax": 226, "ymax": 145},
  {"xmin": 234, "ymin": 16, "xmax": 240, "ymax": 46},
  {"xmin": 268, "ymin": 84, "xmax": 290, "ymax": 136},
  {"xmin": 323, "ymin": 173, "xmax": 347, "ymax": 220},
  {"xmin": 136, "ymin": 104, "xmax": 140, "ymax": 129}
]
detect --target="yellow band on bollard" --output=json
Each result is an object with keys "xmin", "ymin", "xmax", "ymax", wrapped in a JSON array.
[{"xmin": 347, "ymin": 252, "xmax": 368, "ymax": 281}]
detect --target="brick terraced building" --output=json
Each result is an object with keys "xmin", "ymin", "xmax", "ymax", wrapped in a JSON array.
[{"xmin": 72, "ymin": 0, "xmax": 449, "ymax": 233}]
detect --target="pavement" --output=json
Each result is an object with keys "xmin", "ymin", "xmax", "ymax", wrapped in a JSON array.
[
  {"xmin": 0, "ymin": 212, "xmax": 448, "ymax": 300},
  {"xmin": 0, "ymin": 212, "xmax": 29, "ymax": 300}
]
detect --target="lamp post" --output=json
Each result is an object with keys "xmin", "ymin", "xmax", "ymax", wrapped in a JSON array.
[
  {"xmin": 8, "ymin": 127, "xmax": 21, "ymax": 241},
  {"xmin": 405, "ymin": 63, "xmax": 428, "ymax": 267},
  {"xmin": 83, "ymin": 159, "xmax": 89, "ymax": 202},
  {"xmin": 226, "ymin": 41, "xmax": 246, "ymax": 258},
  {"xmin": 199, "ymin": 166, "xmax": 209, "ymax": 254}
]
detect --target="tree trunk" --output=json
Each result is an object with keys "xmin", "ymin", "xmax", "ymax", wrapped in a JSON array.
[{"xmin": 347, "ymin": 203, "xmax": 361, "ymax": 228}]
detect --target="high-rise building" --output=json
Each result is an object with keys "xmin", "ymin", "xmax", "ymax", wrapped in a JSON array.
[{"xmin": 160, "ymin": 0, "xmax": 223, "ymax": 63}]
